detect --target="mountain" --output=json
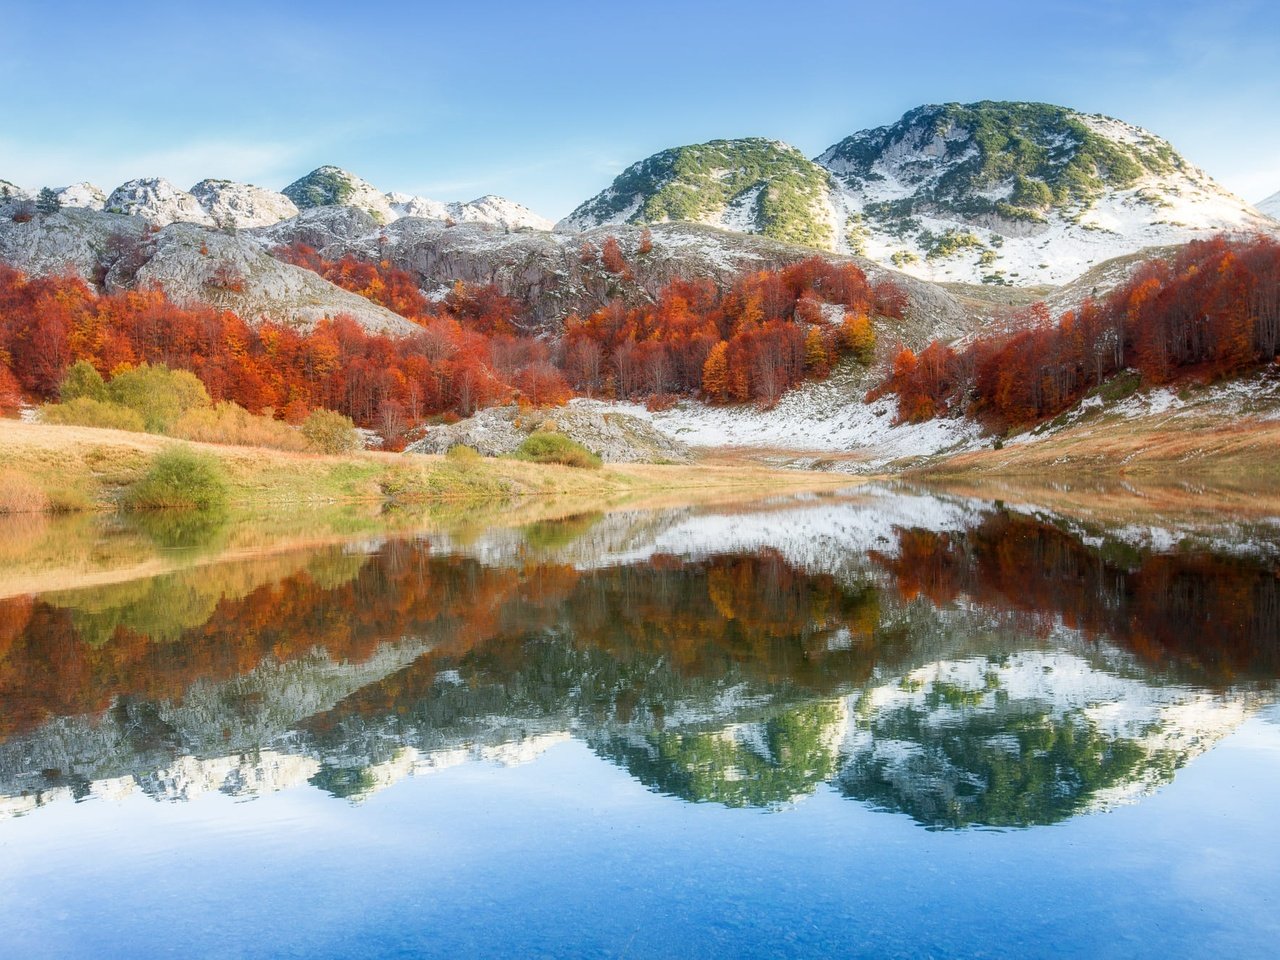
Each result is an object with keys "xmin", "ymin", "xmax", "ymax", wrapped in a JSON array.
[
  {"xmin": 282, "ymin": 165, "xmax": 398, "ymax": 223},
  {"xmin": 104, "ymin": 177, "xmax": 214, "ymax": 226},
  {"xmin": 255, "ymin": 208, "xmax": 970, "ymax": 334},
  {"xmin": 0, "ymin": 206, "xmax": 415, "ymax": 334},
  {"xmin": 53, "ymin": 182, "xmax": 106, "ymax": 210},
  {"xmin": 0, "ymin": 166, "xmax": 551, "ymax": 233},
  {"xmin": 283, "ymin": 166, "xmax": 553, "ymax": 231},
  {"xmin": 558, "ymin": 138, "xmax": 838, "ymax": 248},
  {"xmin": 562, "ymin": 101, "xmax": 1274, "ymax": 286},
  {"xmin": 1259, "ymin": 190, "xmax": 1280, "ymax": 220},
  {"xmin": 189, "ymin": 178, "xmax": 299, "ymax": 228}
]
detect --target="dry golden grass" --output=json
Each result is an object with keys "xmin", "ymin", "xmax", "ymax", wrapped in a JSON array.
[
  {"xmin": 0, "ymin": 468, "xmax": 51, "ymax": 514},
  {"xmin": 0, "ymin": 419, "xmax": 854, "ymax": 516},
  {"xmin": 915, "ymin": 415, "xmax": 1280, "ymax": 484},
  {"xmin": 171, "ymin": 402, "xmax": 313, "ymax": 452}
]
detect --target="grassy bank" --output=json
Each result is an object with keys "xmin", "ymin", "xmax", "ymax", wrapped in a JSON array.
[
  {"xmin": 911, "ymin": 412, "xmax": 1280, "ymax": 484},
  {"xmin": 0, "ymin": 419, "xmax": 854, "ymax": 517}
]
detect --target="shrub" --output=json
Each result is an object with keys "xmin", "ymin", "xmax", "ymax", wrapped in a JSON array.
[
  {"xmin": 107, "ymin": 362, "xmax": 211, "ymax": 433},
  {"xmin": 301, "ymin": 409, "xmax": 360, "ymax": 454},
  {"xmin": 0, "ymin": 470, "xmax": 50, "ymax": 514},
  {"xmin": 172, "ymin": 401, "xmax": 310, "ymax": 451},
  {"xmin": 59, "ymin": 360, "xmax": 109, "ymax": 402},
  {"xmin": 126, "ymin": 446, "xmax": 228, "ymax": 512},
  {"xmin": 39, "ymin": 397, "xmax": 147, "ymax": 432},
  {"xmin": 513, "ymin": 432, "xmax": 602, "ymax": 469},
  {"xmin": 445, "ymin": 444, "xmax": 482, "ymax": 464}
]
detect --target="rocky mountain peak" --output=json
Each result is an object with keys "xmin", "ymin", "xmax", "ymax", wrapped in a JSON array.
[
  {"xmin": 282, "ymin": 166, "xmax": 396, "ymax": 223},
  {"xmin": 53, "ymin": 182, "xmax": 107, "ymax": 211},
  {"xmin": 189, "ymin": 179, "xmax": 299, "ymax": 229},
  {"xmin": 105, "ymin": 177, "xmax": 214, "ymax": 227}
]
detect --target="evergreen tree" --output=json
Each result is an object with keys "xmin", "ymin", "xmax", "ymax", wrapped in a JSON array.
[{"xmin": 36, "ymin": 187, "xmax": 61, "ymax": 215}]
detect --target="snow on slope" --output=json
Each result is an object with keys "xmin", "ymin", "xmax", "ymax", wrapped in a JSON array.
[
  {"xmin": 562, "ymin": 102, "xmax": 1275, "ymax": 286},
  {"xmin": 53, "ymin": 182, "xmax": 106, "ymax": 210},
  {"xmin": 190, "ymin": 178, "xmax": 299, "ymax": 228},
  {"xmin": 1259, "ymin": 190, "xmax": 1280, "ymax": 221},
  {"xmin": 104, "ymin": 178, "xmax": 214, "ymax": 226},
  {"xmin": 570, "ymin": 360, "xmax": 983, "ymax": 469}
]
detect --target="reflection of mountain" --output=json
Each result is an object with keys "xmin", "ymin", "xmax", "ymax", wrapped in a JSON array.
[
  {"xmin": 0, "ymin": 492, "xmax": 1275, "ymax": 826},
  {"xmin": 838, "ymin": 652, "xmax": 1259, "ymax": 828}
]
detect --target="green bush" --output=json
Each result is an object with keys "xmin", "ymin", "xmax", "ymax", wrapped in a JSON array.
[
  {"xmin": 301, "ymin": 409, "xmax": 361, "ymax": 454},
  {"xmin": 59, "ymin": 360, "xmax": 109, "ymax": 402},
  {"xmin": 107, "ymin": 363, "xmax": 211, "ymax": 433},
  {"xmin": 39, "ymin": 397, "xmax": 147, "ymax": 432},
  {"xmin": 126, "ymin": 446, "xmax": 228, "ymax": 512},
  {"xmin": 513, "ymin": 432, "xmax": 602, "ymax": 469}
]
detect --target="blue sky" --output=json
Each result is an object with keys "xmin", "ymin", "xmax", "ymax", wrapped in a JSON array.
[{"xmin": 4, "ymin": 0, "xmax": 1278, "ymax": 217}]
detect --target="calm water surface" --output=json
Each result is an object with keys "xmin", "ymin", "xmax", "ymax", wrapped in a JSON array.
[{"xmin": 0, "ymin": 487, "xmax": 1277, "ymax": 958}]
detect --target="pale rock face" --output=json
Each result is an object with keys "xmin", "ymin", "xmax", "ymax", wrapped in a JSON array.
[
  {"xmin": 189, "ymin": 179, "xmax": 299, "ymax": 228},
  {"xmin": 386, "ymin": 191, "xmax": 452, "ymax": 221},
  {"xmin": 130, "ymin": 223, "xmax": 417, "ymax": 335},
  {"xmin": 105, "ymin": 177, "xmax": 214, "ymax": 226},
  {"xmin": 451, "ymin": 194, "xmax": 554, "ymax": 231},
  {"xmin": 386, "ymin": 191, "xmax": 553, "ymax": 230},
  {"xmin": 53, "ymin": 182, "xmax": 107, "ymax": 210}
]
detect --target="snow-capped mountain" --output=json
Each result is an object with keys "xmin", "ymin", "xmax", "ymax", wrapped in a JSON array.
[
  {"xmin": 1259, "ymin": 190, "xmax": 1280, "ymax": 221},
  {"xmin": 53, "ymin": 182, "xmax": 106, "ymax": 210},
  {"xmin": 105, "ymin": 177, "xmax": 215, "ymax": 226},
  {"xmin": 558, "ymin": 138, "xmax": 839, "ymax": 248},
  {"xmin": 2, "ymin": 166, "xmax": 551, "ymax": 232},
  {"xmin": 190, "ymin": 178, "xmax": 299, "ymax": 228},
  {"xmin": 561, "ymin": 101, "xmax": 1275, "ymax": 286},
  {"xmin": 282, "ymin": 165, "xmax": 552, "ymax": 230}
]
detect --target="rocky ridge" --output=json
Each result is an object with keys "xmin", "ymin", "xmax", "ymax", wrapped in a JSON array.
[{"xmin": 404, "ymin": 402, "xmax": 693, "ymax": 463}]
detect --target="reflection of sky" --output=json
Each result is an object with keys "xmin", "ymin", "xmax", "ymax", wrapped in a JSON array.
[{"xmin": 2, "ymin": 721, "xmax": 1278, "ymax": 959}]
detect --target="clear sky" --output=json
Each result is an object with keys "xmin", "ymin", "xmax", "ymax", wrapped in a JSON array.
[{"xmin": 4, "ymin": 0, "xmax": 1278, "ymax": 218}]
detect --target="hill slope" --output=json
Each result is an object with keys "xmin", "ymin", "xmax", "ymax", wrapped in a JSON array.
[{"xmin": 558, "ymin": 139, "xmax": 840, "ymax": 248}]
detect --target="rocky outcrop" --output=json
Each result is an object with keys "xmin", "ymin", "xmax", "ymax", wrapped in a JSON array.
[
  {"xmin": 105, "ymin": 177, "xmax": 214, "ymax": 226},
  {"xmin": 404, "ymin": 402, "xmax": 692, "ymax": 463},
  {"xmin": 131, "ymin": 223, "xmax": 416, "ymax": 333},
  {"xmin": 190, "ymin": 178, "xmax": 299, "ymax": 228},
  {"xmin": 53, "ymin": 182, "xmax": 107, "ymax": 210},
  {"xmin": 255, "ymin": 211, "xmax": 973, "ymax": 338},
  {"xmin": 0, "ymin": 206, "xmax": 414, "ymax": 334}
]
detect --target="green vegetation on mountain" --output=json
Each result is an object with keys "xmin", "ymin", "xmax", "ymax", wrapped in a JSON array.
[
  {"xmin": 282, "ymin": 166, "xmax": 359, "ymax": 209},
  {"xmin": 568, "ymin": 138, "xmax": 835, "ymax": 248},
  {"xmin": 826, "ymin": 101, "xmax": 1187, "ymax": 224}
]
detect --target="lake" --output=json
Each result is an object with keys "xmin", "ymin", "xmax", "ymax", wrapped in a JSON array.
[{"xmin": 1, "ymin": 485, "xmax": 1277, "ymax": 959}]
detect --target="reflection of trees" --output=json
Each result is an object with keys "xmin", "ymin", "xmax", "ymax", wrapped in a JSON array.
[
  {"xmin": 591, "ymin": 701, "xmax": 845, "ymax": 808},
  {"xmin": 871, "ymin": 514, "xmax": 1280, "ymax": 685},
  {"xmin": 1, "ymin": 504, "xmax": 1277, "ymax": 824},
  {"xmin": 838, "ymin": 698, "xmax": 1149, "ymax": 829}
]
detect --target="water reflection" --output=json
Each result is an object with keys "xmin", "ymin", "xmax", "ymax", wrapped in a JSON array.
[{"xmin": 0, "ymin": 489, "xmax": 1275, "ymax": 828}]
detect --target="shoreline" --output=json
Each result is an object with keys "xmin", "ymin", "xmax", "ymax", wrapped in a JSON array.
[{"xmin": 0, "ymin": 419, "xmax": 857, "ymax": 517}]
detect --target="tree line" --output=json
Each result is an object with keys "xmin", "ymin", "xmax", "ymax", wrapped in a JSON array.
[
  {"xmin": 870, "ymin": 236, "xmax": 1280, "ymax": 430},
  {"xmin": 0, "ymin": 248, "xmax": 903, "ymax": 444}
]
